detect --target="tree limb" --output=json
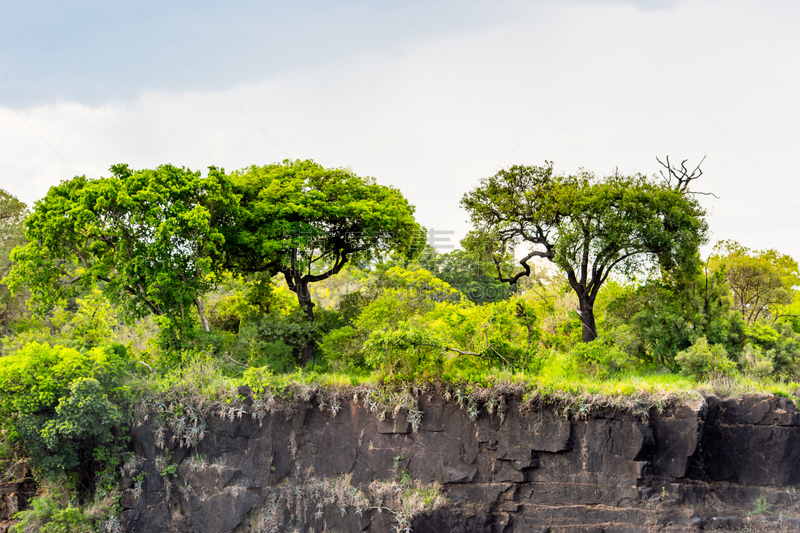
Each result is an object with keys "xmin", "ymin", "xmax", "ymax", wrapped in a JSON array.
[
  {"xmin": 657, "ymin": 154, "xmax": 718, "ymax": 197},
  {"xmin": 223, "ymin": 352, "xmax": 249, "ymax": 368},
  {"xmin": 138, "ymin": 361, "xmax": 155, "ymax": 379}
]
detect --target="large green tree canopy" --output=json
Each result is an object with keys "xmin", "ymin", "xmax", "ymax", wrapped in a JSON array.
[
  {"xmin": 461, "ymin": 162, "xmax": 708, "ymax": 342},
  {"xmin": 5, "ymin": 164, "xmax": 237, "ymax": 342},
  {"xmin": 5, "ymin": 160, "xmax": 419, "ymax": 357},
  {"xmin": 224, "ymin": 160, "xmax": 421, "ymax": 322}
]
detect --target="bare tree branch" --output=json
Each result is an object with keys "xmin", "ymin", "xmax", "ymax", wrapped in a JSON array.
[
  {"xmin": 223, "ymin": 352, "xmax": 249, "ymax": 368},
  {"xmin": 138, "ymin": 361, "xmax": 156, "ymax": 379},
  {"xmin": 657, "ymin": 154, "xmax": 718, "ymax": 198}
]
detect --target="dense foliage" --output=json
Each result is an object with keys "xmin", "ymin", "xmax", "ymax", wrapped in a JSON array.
[
  {"xmin": 0, "ymin": 159, "xmax": 799, "ymax": 530},
  {"xmin": 0, "ymin": 189, "xmax": 28, "ymax": 334},
  {"xmin": 0, "ymin": 342, "xmax": 128, "ymax": 479},
  {"xmin": 225, "ymin": 160, "xmax": 420, "ymax": 320},
  {"xmin": 461, "ymin": 163, "xmax": 707, "ymax": 341},
  {"xmin": 5, "ymin": 165, "xmax": 237, "ymax": 347}
]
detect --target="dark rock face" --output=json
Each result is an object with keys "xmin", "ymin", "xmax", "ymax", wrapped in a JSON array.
[
  {"xmin": 118, "ymin": 394, "xmax": 800, "ymax": 532},
  {"xmin": 0, "ymin": 479, "xmax": 35, "ymax": 533}
]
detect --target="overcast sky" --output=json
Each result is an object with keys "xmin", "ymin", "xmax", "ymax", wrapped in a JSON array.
[{"xmin": 2, "ymin": 0, "xmax": 799, "ymax": 258}]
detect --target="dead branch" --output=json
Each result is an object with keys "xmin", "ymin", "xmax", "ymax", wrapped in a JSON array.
[{"xmin": 656, "ymin": 154, "xmax": 718, "ymax": 198}]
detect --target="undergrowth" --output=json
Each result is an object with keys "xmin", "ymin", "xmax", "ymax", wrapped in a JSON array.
[{"xmin": 125, "ymin": 352, "xmax": 800, "ymax": 423}]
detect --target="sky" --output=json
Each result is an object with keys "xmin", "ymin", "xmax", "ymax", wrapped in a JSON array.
[{"xmin": 2, "ymin": 0, "xmax": 799, "ymax": 258}]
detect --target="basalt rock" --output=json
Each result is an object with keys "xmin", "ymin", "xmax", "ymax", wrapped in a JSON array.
[
  {"xmin": 0, "ymin": 478, "xmax": 35, "ymax": 533},
  {"xmin": 115, "ymin": 393, "xmax": 800, "ymax": 532}
]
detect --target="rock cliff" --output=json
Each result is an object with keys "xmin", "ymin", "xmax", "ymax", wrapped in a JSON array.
[{"xmin": 111, "ymin": 392, "xmax": 800, "ymax": 531}]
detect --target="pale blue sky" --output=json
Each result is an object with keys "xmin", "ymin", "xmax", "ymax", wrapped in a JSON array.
[
  {"xmin": 1, "ymin": 0, "xmax": 799, "ymax": 258},
  {"xmin": 0, "ymin": 1, "xmax": 504, "ymax": 106}
]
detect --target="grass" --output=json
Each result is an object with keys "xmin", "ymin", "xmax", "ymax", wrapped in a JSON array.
[{"xmin": 124, "ymin": 349, "xmax": 800, "ymax": 424}]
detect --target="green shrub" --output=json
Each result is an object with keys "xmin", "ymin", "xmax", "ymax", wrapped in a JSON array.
[
  {"xmin": 12, "ymin": 485, "xmax": 100, "ymax": 533},
  {"xmin": 606, "ymin": 271, "xmax": 747, "ymax": 370},
  {"xmin": 0, "ymin": 342, "xmax": 127, "ymax": 476},
  {"xmin": 674, "ymin": 336, "xmax": 737, "ymax": 380},
  {"xmin": 746, "ymin": 321, "xmax": 800, "ymax": 377},
  {"xmin": 247, "ymin": 340, "xmax": 295, "ymax": 372},
  {"xmin": 318, "ymin": 326, "xmax": 366, "ymax": 371},
  {"xmin": 738, "ymin": 343, "xmax": 774, "ymax": 379},
  {"xmin": 569, "ymin": 336, "xmax": 631, "ymax": 378},
  {"xmin": 241, "ymin": 366, "xmax": 274, "ymax": 391},
  {"xmin": 40, "ymin": 378, "xmax": 122, "ymax": 470},
  {"xmin": 363, "ymin": 322, "xmax": 444, "ymax": 380},
  {"xmin": 336, "ymin": 291, "xmax": 370, "ymax": 325},
  {"xmin": 237, "ymin": 309, "xmax": 332, "ymax": 369}
]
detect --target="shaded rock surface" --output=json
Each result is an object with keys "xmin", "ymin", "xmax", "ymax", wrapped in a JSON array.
[
  {"xmin": 0, "ymin": 479, "xmax": 35, "ymax": 533},
  {"xmin": 117, "ymin": 393, "xmax": 800, "ymax": 532}
]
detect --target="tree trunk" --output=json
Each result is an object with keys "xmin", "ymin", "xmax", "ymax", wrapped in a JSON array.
[
  {"xmin": 296, "ymin": 279, "xmax": 315, "ymax": 321},
  {"xmin": 195, "ymin": 297, "xmax": 210, "ymax": 332},
  {"xmin": 299, "ymin": 344, "xmax": 315, "ymax": 366},
  {"xmin": 296, "ymin": 279, "xmax": 316, "ymax": 365},
  {"xmin": 578, "ymin": 298, "xmax": 598, "ymax": 342}
]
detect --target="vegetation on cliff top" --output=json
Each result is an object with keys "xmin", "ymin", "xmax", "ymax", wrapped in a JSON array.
[{"xmin": 1, "ymin": 159, "xmax": 800, "ymax": 529}]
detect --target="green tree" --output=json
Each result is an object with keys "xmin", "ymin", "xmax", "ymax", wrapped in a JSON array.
[
  {"xmin": 606, "ymin": 264, "xmax": 746, "ymax": 369},
  {"xmin": 417, "ymin": 247, "xmax": 514, "ymax": 304},
  {"xmin": 4, "ymin": 164, "xmax": 238, "ymax": 347},
  {"xmin": 223, "ymin": 160, "xmax": 420, "ymax": 360},
  {"xmin": 0, "ymin": 189, "xmax": 28, "ymax": 331},
  {"xmin": 461, "ymin": 162, "xmax": 708, "ymax": 342},
  {"xmin": 0, "ymin": 342, "xmax": 126, "ymax": 481},
  {"xmin": 708, "ymin": 240, "xmax": 800, "ymax": 324}
]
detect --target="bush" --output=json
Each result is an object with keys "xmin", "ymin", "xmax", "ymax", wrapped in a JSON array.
[
  {"xmin": 336, "ymin": 291, "xmax": 370, "ymax": 325},
  {"xmin": 0, "ymin": 342, "xmax": 127, "ymax": 476},
  {"xmin": 738, "ymin": 343, "xmax": 774, "ymax": 379},
  {"xmin": 236, "ymin": 308, "xmax": 345, "ymax": 371},
  {"xmin": 247, "ymin": 340, "xmax": 295, "ymax": 373},
  {"xmin": 569, "ymin": 336, "xmax": 631, "ymax": 378},
  {"xmin": 746, "ymin": 321, "xmax": 800, "ymax": 377},
  {"xmin": 363, "ymin": 322, "xmax": 444, "ymax": 380},
  {"xmin": 12, "ymin": 482, "xmax": 104, "ymax": 533},
  {"xmin": 40, "ymin": 378, "xmax": 122, "ymax": 470},
  {"xmin": 674, "ymin": 336, "xmax": 737, "ymax": 380},
  {"xmin": 606, "ymin": 271, "xmax": 747, "ymax": 370},
  {"xmin": 318, "ymin": 326, "xmax": 366, "ymax": 371}
]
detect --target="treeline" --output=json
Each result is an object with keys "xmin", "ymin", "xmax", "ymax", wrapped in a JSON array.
[
  {"xmin": 0, "ymin": 159, "xmax": 799, "ymax": 531},
  {"xmin": 3, "ymin": 159, "xmax": 800, "ymax": 385},
  {"xmin": 4, "ymin": 159, "xmax": 800, "ymax": 381}
]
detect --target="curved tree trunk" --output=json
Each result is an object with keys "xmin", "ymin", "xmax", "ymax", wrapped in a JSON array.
[
  {"xmin": 296, "ymin": 279, "xmax": 315, "ymax": 321},
  {"xmin": 195, "ymin": 297, "xmax": 210, "ymax": 332},
  {"xmin": 566, "ymin": 269, "xmax": 600, "ymax": 343}
]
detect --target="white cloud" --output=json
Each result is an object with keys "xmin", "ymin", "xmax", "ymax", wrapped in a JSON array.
[{"xmin": 2, "ymin": 0, "xmax": 800, "ymax": 257}]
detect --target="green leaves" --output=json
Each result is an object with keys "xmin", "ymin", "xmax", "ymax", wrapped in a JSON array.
[
  {"xmin": 4, "ymin": 160, "xmax": 418, "ymax": 358},
  {"xmin": 0, "ymin": 343, "xmax": 125, "ymax": 420},
  {"xmin": 41, "ymin": 378, "xmax": 121, "ymax": 448},
  {"xmin": 709, "ymin": 240, "xmax": 800, "ymax": 324},
  {"xmin": 675, "ymin": 336, "xmax": 737, "ymax": 381},
  {"xmin": 5, "ymin": 164, "xmax": 239, "ymax": 344},
  {"xmin": 0, "ymin": 342, "xmax": 127, "ymax": 473},
  {"xmin": 229, "ymin": 160, "xmax": 420, "ymax": 267},
  {"xmin": 462, "ymin": 162, "xmax": 708, "ymax": 341},
  {"xmin": 225, "ymin": 160, "xmax": 420, "ymax": 323},
  {"xmin": 363, "ymin": 321, "xmax": 443, "ymax": 379},
  {"xmin": 0, "ymin": 189, "xmax": 28, "ymax": 332}
]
